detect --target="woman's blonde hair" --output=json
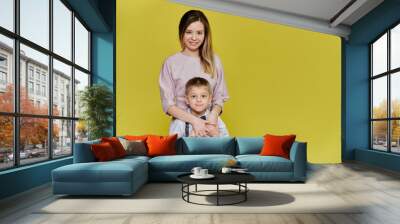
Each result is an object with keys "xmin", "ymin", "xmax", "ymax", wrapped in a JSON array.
[{"xmin": 179, "ymin": 10, "xmax": 216, "ymax": 78}]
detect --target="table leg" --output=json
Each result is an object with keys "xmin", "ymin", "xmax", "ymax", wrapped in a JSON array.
[
  {"xmin": 187, "ymin": 184, "xmax": 190, "ymax": 202},
  {"xmin": 217, "ymin": 184, "xmax": 219, "ymax": 206},
  {"xmin": 195, "ymin": 184, "xmax": 197, "ymax": 192},
  {"xmin": 245, "ymin": 183, "xmax": 247, "ymax": 201},
  {"xmin": 181, "ymin": 184, "xmax": 183, "ymax": 199}
]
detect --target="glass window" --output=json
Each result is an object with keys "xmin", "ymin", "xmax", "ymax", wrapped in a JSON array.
[
  {"xmin": 53, "ymin": 119, "xmax": 72, "ymax": 158},
  {"xmin": 0, "ymin": 55, "xmax": 7, "ymax": 67},
  {"xmin": 28, "ymin": 67, "xmax": 34, "ymax": 80},
  {"xmin": 19, "ymin": 117, "xmax": 49, "ymax": 165},
  {"xmin": 372, "ymin": 121, "xmax": 388, "ymax": 151},
  {"xmin": 36, "ymin": 84, "xmax": 40, "ymax": 95},
  {"xmin": 74, "ymin": 18, "xmax": 89, "ymax": 70},
  {"xmin": 0, "ymin": 0, "xmax": 14, "ymax": 32},
  {"xmin": 0, "ymin": 116, "xmax": 13, "ymax": 170},
  {"xmin": 0, "ymin": 71, "xmax": 6, "ymax": 84},
  {"xmin": 0, "ymin": 0, "xmax": 92, "ymax": 170},
  {"xmin": 35, "ymin": 70, "xmax": 40, "ymax": 80},
  {"xmin": 371, "ymin": 23, "xmax": 400, "ymax": 154},
  {"xmin": 53, "ymin": 0, "xmax": 72, "ymax": 60},
  {"xmin": 391, "ymin": 24, "xmax": 400, "ymax": 70},
  {"xmin": 28, "ymin": 81, "xmax": 33, "ymax": 94},
  {"xmin": 20, "ymin": 0, "xmax": 49, "ymax": 49},
  {"xmin": 53, "ymin": 89, "xmax": 58, "ymax": 106},
  {"xmin": 0, "ymin": 34, "xmax": 13, "ymax": 113},
  {"xmin": 75, "ymin": 120, "xmax": 88, "ymax": 143},
  {"xmin": 391, "ymin": 120, "xmax": 400, "ymax": 153},
  {"xmin": 74, "ymin": 69, "xmax": 89, "ymax": 118},
  {"xmin": 372, "ymin": 34, "xmax": 387, "ymax": 76},
  {"xmin": 372, "ymin": 77, "xmax": 387, "ymax": 119},
  {"xmin": 391, "ymin": 72, "xmax": 400, "ymax": 118},
  {"xmin": 20, "ymin": 44, "xmax": 49, "ymax": 115},
  {"xmin": 41, "ymin": 85, "xmax": 46, "ymax": 96},
  {"xmin": 53, "ymin": 59, "xmax": 71, "ymax": 116}
]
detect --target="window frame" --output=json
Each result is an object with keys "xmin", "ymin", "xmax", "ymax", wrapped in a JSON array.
[
  {"xmin": 370, "ymin": 21, "xmax": 400, "ymax": 154},
  {"xmin": 0, "ymin": 0, "xmax": 92, "ymax": 171}
]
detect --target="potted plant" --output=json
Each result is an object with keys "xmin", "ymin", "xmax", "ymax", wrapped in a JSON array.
[{"xmin": 79, "ymin": 84, "xmax": 113, "ymax": 140}]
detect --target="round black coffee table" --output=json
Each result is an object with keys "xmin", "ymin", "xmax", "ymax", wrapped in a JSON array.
[{"xmin": 177, "ymin": 173, "xmax": 255, "ymax": 206}]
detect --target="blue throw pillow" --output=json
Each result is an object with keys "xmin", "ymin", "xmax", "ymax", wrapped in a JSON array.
[
  {"xmin": 73, "ymin": 139, "xmax": 100, "ymax": 163},
  {"xmin": 178, "ymin": 137, "xmax": 235, "ymax": 155},
  {"xmin": 236, "ymin": 137, "xmax": 264, "ymax": 155}
]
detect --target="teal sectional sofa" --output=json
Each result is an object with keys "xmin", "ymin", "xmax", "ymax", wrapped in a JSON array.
[{"xmin": 52, "ymin": 137, "xmax": 307, "ymax": 196}]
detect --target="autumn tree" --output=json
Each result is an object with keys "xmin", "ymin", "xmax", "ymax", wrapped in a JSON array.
[
  {"xmin": 0, "ymin": 85, "xmax": 14, "ymax": 149},
  {"xmin": 0, "ymin": 84, "xmax": 60, "ymax": 151},
  {"xmin": 373, "ymin": 99, "xmax": 400, "ymax": 143}
]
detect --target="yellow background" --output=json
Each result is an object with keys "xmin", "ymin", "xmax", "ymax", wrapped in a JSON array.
[{"xmin": 116, "ymin": 0, "xmax": 342, "ymax": 163}]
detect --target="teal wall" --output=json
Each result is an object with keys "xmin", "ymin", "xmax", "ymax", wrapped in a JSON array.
[
  {"xmin": 92, "ymin": 0, "xmax": 115, "ymax": 135},
  {"xmin": 0, "ymin": 158, "xmax": 72, "ymax": 199},
  {"xmin": 92, "ymin": 32, "xmax": 115, "ymax": 135},
  {"xmin": 344, "ymin": 0, "xmax": 400, "ymax": 171},
  {"xmin": 0, "ymin": 0, "xmax": 115, "ymax": 200}
]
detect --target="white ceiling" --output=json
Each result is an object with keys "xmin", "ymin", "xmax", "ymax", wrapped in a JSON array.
[
  {"xmin": 170, "ymin": 0, "xmax": 384, "ymax": 38},
  {"xmin": 227, "ymin": 0, "xmax": 353, "ymax": 22}
]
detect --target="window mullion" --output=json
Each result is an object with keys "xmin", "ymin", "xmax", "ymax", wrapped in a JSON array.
[
  {"xmin": 49, "ymin": 0, "xmax": 54, "ymax": 160},
  {"xmin": 13, "ymin": 0, "xmax": 20, "ymax": 166},
  {"xmin": 71, "ymin": 10, "xmax": 76, "ymax": 155},
  {"xmin": 388, "ymin": 30, "xmax": 391, "ymax": 152},
  {"xmin": 370, "ymin": 45, "xmax": 373, "ymax": 149}
]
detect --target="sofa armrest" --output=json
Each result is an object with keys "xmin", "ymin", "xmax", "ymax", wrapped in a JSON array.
[
  {"xmin": 73, "ymin": 140, "xmax": 100, "ymax": 163},
  {"xmin": 289, "ymin": 141, "xmax": 307, "ymax": 181}
]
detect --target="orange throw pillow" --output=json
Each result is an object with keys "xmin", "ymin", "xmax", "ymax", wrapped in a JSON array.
[
  {"xmin": 146, "ymin": 134, "xmax": 178, "ymax": 157},
  {"xmin": 91, "ymin": 142, "xmax": 117, "ymax": 161},
  {"xmin": 260, "ymin": 134, "xmax": 296, "ymax": 159},
  {"xmin": 101, "ymin": 137, "xmax": 127, "ymax": 158}
]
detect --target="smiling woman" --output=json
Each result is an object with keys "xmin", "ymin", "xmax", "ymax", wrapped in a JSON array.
[{"xmin": 159, "ymin": 10, "xmax": 229, "ymax": 138}]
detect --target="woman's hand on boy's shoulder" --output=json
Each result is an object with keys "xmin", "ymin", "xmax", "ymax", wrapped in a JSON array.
[
  {"xmin": 206, "ymin": 123, "xmax": 219, "ymax": 137},
  {"xmin": 192, "ymin": 118, "xmax": 209, "ymax": 137}
]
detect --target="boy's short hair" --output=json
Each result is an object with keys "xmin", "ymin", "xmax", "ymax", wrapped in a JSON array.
[{"xmin": 185, "ymin": 77, "xmax": 212, "ymax": 95}]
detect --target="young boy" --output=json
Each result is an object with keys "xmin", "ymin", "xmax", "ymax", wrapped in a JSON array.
[{"xmin": 169, "ymin": 77, "xmax": 229, "ymax": 138}]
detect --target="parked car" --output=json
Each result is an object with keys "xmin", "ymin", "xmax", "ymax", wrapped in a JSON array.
[{"xmin": 7, "ymin": 150, "xmax": 32, "ymax": 160}]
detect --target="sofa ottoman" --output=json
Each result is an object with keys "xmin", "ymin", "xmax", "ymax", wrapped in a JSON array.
[
  {"xmin": 52, "ymin": 140, "xmax": 149, "ymax": 195},
  {"xmin": 52, "ymin": 155, "xmax": 149, "ymax": 196}
]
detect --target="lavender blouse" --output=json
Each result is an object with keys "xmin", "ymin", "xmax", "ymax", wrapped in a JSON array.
[{"xmin": 159, "ymin": 52, "xmax": 229, "ymax": 114}]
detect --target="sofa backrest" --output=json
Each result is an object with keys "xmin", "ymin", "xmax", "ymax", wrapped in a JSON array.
[
  {"xmin": 176, "ymin": 137, "xmax": 236, "ymax": 155},
  {"xmin": 74, "ymin": 137, "xmax": 303, "ymax": 160},
  {"xmin": 73, "ymin": 139, "xmax": 100, "ymax": 163},
  {"xmin": 235, "ymin": 137, "xmax": 264, "ymax": 155}
]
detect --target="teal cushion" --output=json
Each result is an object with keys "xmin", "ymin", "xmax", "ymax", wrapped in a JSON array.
[
  {"xmin": 236, "ymin": 155, "xmax": 293, "ymax": 172},
  {"xmin": 117, "ymin": 155, "xmax": 150, "ymax": 163},
  {"xmin": 177, "ymin": 137, "xmax": 235, "ymax": 155},
  {"xmin": 53, "ymin": 159, "xmax": 147, "ymax": 183},
  {"xmin": 236, "ymin": 137, "xmax": 263, "ymax": 155},
  {"xmin": 148, "ymin": 154, "xmax": 235, "ymax": 172}
]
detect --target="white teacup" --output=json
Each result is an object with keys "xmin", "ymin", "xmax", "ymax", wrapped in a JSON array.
[
  {"xmin": 191, "ymin": 167, "xmax": 202, "ymax": 176},
  {"xmin": 199, "ymin": 169, "xmax": 208, "ymax": 176},
  {"xmin": 221, "ymin": 167, "xmax": 232, "ymax": 174}
]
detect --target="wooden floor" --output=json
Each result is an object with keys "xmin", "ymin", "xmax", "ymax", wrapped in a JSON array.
[{"xmin": 1, "ymin": 162, "xmax": 400, "ymax": 224}]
